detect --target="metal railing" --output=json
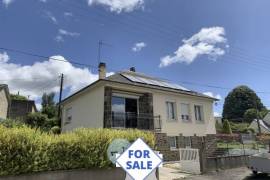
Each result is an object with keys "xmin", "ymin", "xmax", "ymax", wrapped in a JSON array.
[{"xmin": 111, "ymin": 112, "xmax": 161, "ymax": 131}]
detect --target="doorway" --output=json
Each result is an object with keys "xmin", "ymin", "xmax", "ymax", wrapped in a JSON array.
[{"xmin": 111, "ymin": 96, "xmax": 138, "ymax": 128}]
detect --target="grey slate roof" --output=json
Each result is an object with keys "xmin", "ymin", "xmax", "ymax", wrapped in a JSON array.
[
  {"xmin": 61, "ymin": 70, "xmax": 218, "ymax": 104},
  {"xmin": 106, "ymin": 71, "xmax": 217, "ymax": 100}
]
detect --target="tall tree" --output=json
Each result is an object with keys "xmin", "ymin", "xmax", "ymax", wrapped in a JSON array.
[
  {"xmin": 222, "ymin": 85, "xmax": 265, "ymax": 122},
  {"xmin": 41, "ymin": 92, "xmax": 57, "ymax": 119}
]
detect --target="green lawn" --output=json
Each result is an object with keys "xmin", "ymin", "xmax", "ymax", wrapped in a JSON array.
[{"xmin": 217, "ymin": 142, "xmax": 267, "ymax": 149}]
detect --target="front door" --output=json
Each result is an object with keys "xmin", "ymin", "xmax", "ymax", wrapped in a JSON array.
[{"xmin": 125, "ymin": 98, "xmax": 138, "ymax": 128}]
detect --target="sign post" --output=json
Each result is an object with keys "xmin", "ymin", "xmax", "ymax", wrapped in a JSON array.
[{"xmin": 115, "ymin": 138, "xmax": 163, "ymax": 180}]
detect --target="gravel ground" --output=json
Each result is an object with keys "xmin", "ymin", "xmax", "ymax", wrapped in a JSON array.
[{"xmin": 185, "ymin": 167, "xmax": 270, "ymax": 180}]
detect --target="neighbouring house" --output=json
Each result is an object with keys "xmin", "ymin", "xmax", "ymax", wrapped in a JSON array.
[
  {"xmin": 0, "ymin": 84, "xmax": 10, "ymax": 120},
  {"xmin": 215, "ymin": 116, "xmax": 222, "ymax": 124},
  {"xmin": 60, "ymin": 63, "xmax": 218, "ymax": 160},
  {"xmin": 249, "ymin": 113, "xmax": 270, "ymax": 134},
  {"xmin": 9, "ymin": 99, "xmax": 38, "ymax": 120}
]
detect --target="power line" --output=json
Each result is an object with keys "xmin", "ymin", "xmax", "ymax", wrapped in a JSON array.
[
  {"xmin": 2, "ymin": 47, "xmax": 270, "ymax": 94},
  {"xmin": 0, "ymin": 47, "xmax": 98, "ymax": 69}
]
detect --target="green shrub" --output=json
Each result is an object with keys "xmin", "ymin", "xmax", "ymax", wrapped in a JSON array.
[
  {"xmin": 50, "ymin": 126, "xmax": 61, "ymax": 134},
  {"xmin": 223, "ymin": 119, "xmax": 232, "ymax": 134},
  {"xmin": 0, "ymin": 119, "xmax": 25, "ymax": 128},
  {"xmin": 25, "ymin": 112, "xmax": 48, "ymax": 128},
  {"xmin": 0, "ymin": 125, "xmax": 155, "ymax": 176}
]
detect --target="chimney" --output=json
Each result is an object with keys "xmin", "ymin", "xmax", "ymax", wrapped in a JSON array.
[
  {"xmin": 130, "ymin": 67, "xmax": 136, "ymax": 72},
  {"xmin": 98, "ymin": 62, "xmax": 106, "ymax": 79}
]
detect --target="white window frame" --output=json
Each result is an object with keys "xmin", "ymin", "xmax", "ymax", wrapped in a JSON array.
[
  {"xmin": 194, "ymin": 105, "xmax": 204, "ymax": 122},
  {"xmin": 166, "ymin": 101, "xmax": 177, "ymax": 121},
  {"xmin": 65, "ymin": 107, "xmax": 72, "ymax": 124},
  {"xmin": 168, "ymin": 136, "xmax": 177, "ymax": 150},
  {"xmin": 180, "ymin": 103, "xmax": 191, "ymax": 122}
]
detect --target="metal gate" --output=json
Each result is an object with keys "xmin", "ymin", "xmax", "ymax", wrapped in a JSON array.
[{"xmin": 179, "ymin": 148, "xmax": 201, "ymax": 174}]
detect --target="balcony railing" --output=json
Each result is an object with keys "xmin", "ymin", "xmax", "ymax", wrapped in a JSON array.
[{"xmin": 111, "ymin": 112, "xmax": 161, "ymax": 131}]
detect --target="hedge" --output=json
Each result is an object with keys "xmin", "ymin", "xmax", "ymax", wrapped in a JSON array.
[{"xmin": 0, "ymin": 125, "xmax": 155, "ymax": 176}]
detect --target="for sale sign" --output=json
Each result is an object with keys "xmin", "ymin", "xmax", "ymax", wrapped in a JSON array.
[{"xmin": 116, "ymin": 138, "xmax": 163, "ymax": 180}]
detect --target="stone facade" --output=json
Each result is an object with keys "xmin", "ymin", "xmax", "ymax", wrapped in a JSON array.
[
  {"xmin": 155, "ymin": 133, "xmax": 179, "ymax": 161},
  {"xmin": 103, "ymin": 87, "xmax": 113, "ymax": 128},
  {"xmin": 138, "ymin": 93, "xmax": 154, "ymax": 130},
  {"xmin": 155, "ymin": 133, "xmax": 217, "ymax": 162},
  {"xmin": 103, "ymin": 86, "xmax": 154, "ymax": 130}
]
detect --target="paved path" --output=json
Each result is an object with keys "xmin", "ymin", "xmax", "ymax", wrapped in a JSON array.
[
  {"xmin": 160, "ymin": 167, "xmax": 270, "ymax": 180},
  {"xmin": 185, "ymin": 167, "xmax": 270, "ymax": 180},
  {"xmin": 159, "ymin": 167, "xmax": 191, "ymax": 180}
]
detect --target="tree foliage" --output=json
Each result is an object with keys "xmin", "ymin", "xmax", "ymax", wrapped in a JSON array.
[
  {"xmin": 24, "ymin": 113, "xmax": 58, "ymax": 131},
  {"xmin": 244, "ymin": 108, "xmax": 258, "ymax": 123},
  {"xmin": 222, "ymin": 85, "xmax": 265, "ymax": 122},
  {"xmin": 41, "ymin": 92, "xmax": 57, "ymax": 119},
  {"xmin": 10, "ymin": 94, "xmax": 27, "ymax": 101}
]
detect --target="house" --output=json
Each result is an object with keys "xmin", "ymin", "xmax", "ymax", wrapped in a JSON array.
[
  {"xmin": 9, "ymin": 99, "xmax": 38, "ymax": 120},
  {"xmin": 249, "ymin": 119, "xmax": 270, "ymax": 134},
  {"xmin": 61, "ymin": 63, "xmax": 217, "ymax": 136},
  {"xmin": 249, "ymin": 112, "xmax": 270, "ymax": 134},
  {"xmin": 262, "ymin": 112, "xmax": 270, "ymax": 126},
  {"xmin": 215, "ymin": 116, "xmax": 222, "ymax": 124},
  {"xmin": 0, "ymin": 84, "xmax": 10, "ymax": 120}
]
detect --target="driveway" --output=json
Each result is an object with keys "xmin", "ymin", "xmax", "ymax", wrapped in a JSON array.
[{"xmin": 185, "ymin": 167, "xmax": 270, "ymax": 180}]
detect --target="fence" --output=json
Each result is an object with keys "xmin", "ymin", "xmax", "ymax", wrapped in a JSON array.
[
  {"xmin": 111, "ymin": 112, "xmax": 161, "ymax": 130},
  {"xmin": 179, "ymin": 148, "xmax": 200, "ymax": 174},
  {"xmin": 212, "ymin": 133, "xmax": 269, "ymax": 157}
]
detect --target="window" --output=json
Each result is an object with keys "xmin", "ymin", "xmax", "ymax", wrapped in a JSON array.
[
  {"xmin": 194, "ymin": 105, "xmax": 204, "ymax": 122},
  {"xmin": 184, "ymin": 137, "xmax": 192, "ymax": 148},
  {"xmin": 166, "ymin": 101, "xmax": 176, "ymax": 120},
  {"xmin": 180, "ymin": 103, "xmax": 190, "ymax": 121},
  {"xmin": 168, "ymin": 136, "xmax": 177, "ymax": 149},
  {"xmin": 65, "ymin": 107, "xmax": 72, "ymax": 124}
]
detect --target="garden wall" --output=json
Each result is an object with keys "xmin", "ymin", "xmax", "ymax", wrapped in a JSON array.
[
  {"xmin": 0, "ymin": 168, "xmax": 125, "ymax": 180},
  {"xmin": 204, "ymin": 155, "xmax": 249, "ymax": 172}
]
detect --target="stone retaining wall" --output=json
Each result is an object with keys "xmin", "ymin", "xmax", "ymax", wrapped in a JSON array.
[
  {"xmin": 205, "ymin": 155, "xmax": 249, "ymax": 172},
  {"xmin": 155, "ymin": 133, "xmax": 217, "ymax": 162}
]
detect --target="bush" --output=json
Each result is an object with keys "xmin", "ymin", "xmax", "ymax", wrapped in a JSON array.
[
  {"xmin": 25, "ymin": 113, "xmax": 59, "ymax": 131},
  {"xmin": 0, "ymin": 125, "xmax": 155, "ymax": 176},
  {"xmin": 50, "ymin": 126, "xmax": 61, "ymax": 134},
  {"xmin": 230, "ymin": 122, "xmax": 249, "ymax": 133},
  {"xmin": 223, "ymin": 119, "xmax": 232, "ymax": 134},
  {"xmin": 25, "ymin": 112, "xmax": 48, "ymax": 128},
  {"xmin": 0, "ymin": 119, "xmax": 25, "ymax": 128}
]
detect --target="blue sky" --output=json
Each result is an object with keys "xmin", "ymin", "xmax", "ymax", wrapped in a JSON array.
[{"xmin": 1, "ymin": 0, "xmax": 270, "ymax": 115}]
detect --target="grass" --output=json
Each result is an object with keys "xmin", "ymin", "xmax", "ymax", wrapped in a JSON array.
[{"xmin": 217, "ymin": 142, "xmax": 267, "ymax": 149}]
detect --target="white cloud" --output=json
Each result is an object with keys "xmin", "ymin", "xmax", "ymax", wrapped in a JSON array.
[
  {"xmin": 203, "ymin": 92, "xmax": 222, "ymax": 100},
  {"xmin": 159, "ymin": 27, "xmax": 227, "ymax": 67},
  {"xmin": 36, "ymin": 103, "xmax": 42, "ymax": 111},
  {"xmin": 44, "ymin": 11, "xmax": 57, "ymax": 24},
  {"xmin": 87, "ymin": 0, "xmax": 144, "ymax": 13},
  {"xmin": 55, "ymin": 29, "xmax": 80, "ymax": 42},
  {"xmin": 64, "ymin": 12, "xmax": 73, "ymax": 17},
  {"xmin": 0, "ymin": 52, "xmax": 9, "ymax": 63},
  {"xmin": 0, "ymin": 52, "xmax": 113, "ymax": 100},
  {"xmin": 214, "ymin": 112, "xmax": 221, "ymax": 117},
  {"xmin": 132, "ymin": 42, "xmax": 146, "ymax": 52},
  {"xmin": 2, "ymin": 0, "xmax": 14, "ymax": 7}
]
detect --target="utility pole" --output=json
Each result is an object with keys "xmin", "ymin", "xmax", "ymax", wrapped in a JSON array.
[{"xmin": 58, "ymin": 73, "xmax": 64, "ymax": 126}]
